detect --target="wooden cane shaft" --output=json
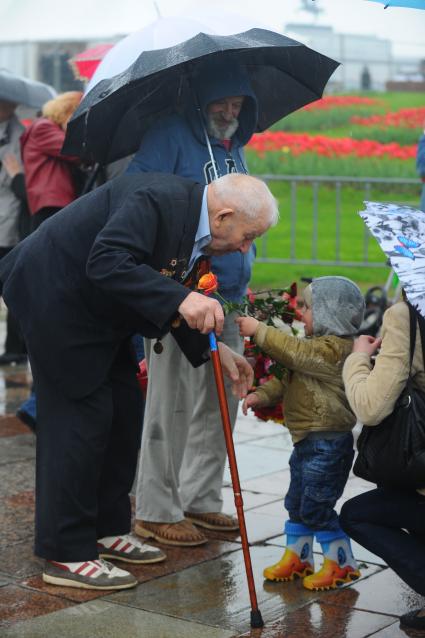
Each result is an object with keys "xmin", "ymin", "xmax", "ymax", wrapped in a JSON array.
[{"xmin": 210, "ymin": 346, "xmax": 260, "ymax": 613}]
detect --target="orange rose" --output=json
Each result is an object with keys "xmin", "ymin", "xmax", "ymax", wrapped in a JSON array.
[{"xmin": 198, "ymin": 272, "xmax": 218, "ymax": 296}]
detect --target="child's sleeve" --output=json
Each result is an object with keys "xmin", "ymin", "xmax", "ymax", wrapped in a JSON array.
[
  {"xmin": 254, "ymin": 376, "xmax": 286, "ymax": 407},
  {"xmin": 254, "ymin": 322, "xmax": 342, "ymax": 379}
]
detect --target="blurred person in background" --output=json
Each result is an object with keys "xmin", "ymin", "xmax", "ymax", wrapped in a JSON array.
[
  {"xmin": 0, "ymin": 100, "xmax": 27, "ymax": 365},
  {"xmin": 13, "ymin": 91, "xmax": 83, "ymax": 429},
  {"xmin": 20, "ymin": 91, "xmax": 83, "ymax": 229}
]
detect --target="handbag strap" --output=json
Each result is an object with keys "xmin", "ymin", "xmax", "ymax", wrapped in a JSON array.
[
  {"xmin": 406, "ymin": 301, "xmax": 425, "ymax": 375},
  {"xmin": 408, "ymin": 303, "xmax": 417, "ymax": 370}
]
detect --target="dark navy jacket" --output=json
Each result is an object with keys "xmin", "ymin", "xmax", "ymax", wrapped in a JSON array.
[
  {"xmin": 0, "ymin": 173, "xmax": 209, "ymax": 398},
  {"xmin": 127, "ymin": 60, "xmax": 258, "ymax": 302}
]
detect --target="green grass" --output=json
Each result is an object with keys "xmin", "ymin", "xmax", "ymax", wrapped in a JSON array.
[
  {"xmin": 248, "ymin": 91, "xmax": 424, "ymax": 291},
  {"xmin": 250, "ymin": 181, "xmax": 420, "ymax": 292}
]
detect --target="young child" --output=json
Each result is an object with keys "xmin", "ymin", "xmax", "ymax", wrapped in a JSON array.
[{"xmin": 236, "ymin": 276, "xmax": 364, "ymax": 591}]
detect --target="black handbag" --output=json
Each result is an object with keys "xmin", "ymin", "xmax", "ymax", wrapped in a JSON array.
[{"xmin": 353, "ymin": 303, "xmax": 425, "ymax": 489}]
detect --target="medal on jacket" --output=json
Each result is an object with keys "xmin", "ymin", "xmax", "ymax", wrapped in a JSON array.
[{"xmin": 153, "ymin": 339, "xmax": 163, "ymax": 354}]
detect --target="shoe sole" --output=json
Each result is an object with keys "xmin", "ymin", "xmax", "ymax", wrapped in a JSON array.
[
  {"xmin": 264, "ymin": 568, "xmax": 314, "ymax": 582},
  {"xmin": 185, "ymin": 516, "xmax": 239, "ymax": 531},
  {"xmin": 303, "ymin": 571, "xmax": 361, "ymax": 591},
  {"xmin": 98, "ymin": 551, "xmax": 166, "ymax": 564},
  {"xmin": 135, "ymin": 526, "xmax": 208, "ymax": 547},
  {"xmin": 42, "ymin": 573, "xmax": 137, "ymax": 590}
]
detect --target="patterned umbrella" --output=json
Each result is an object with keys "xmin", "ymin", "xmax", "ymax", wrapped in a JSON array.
[
  {"xmin": 69, "ymin": 44, "xmax": 114, "ymax": 81},
  {"xmin": 359, "ymin": 201, "xmax": 425, "ymax": 318}
]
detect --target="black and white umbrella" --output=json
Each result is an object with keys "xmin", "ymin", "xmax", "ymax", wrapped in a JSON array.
[
  {"xmin": 360, "ymin": 201, "xmax": 425, "ymax": 318},
  {"xmin": 63, "ymin": 28, "xmax": 339, "ymax": 164},
  {"xmin": 0, "ymin": 69, "xmax": 56, "ymax": 109}
]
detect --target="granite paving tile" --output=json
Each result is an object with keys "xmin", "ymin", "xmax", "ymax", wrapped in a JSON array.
[
  {"xmin": 220, "ymin": 487, "xmax": 281, "ymax": 515},
  {"xmin": 223, "ymin": 444, "xmax": 291, "ymax": 484},
  {"xmin": 207, "ymin": 507, "xmax": 283, "ymax": 545},
  {"xmin": 20, "ymin": 575, "xmax": 111, "ymax": 603},
  {"xmin": 123, "ymin": 539, "xmax": 241, "ymax": 584},
  {"xmin": 0, "ymin": 415, "xmax": 30, "ymax": 437},
  {"xmin": 369, "ymin": 622, "xmax": 425, "ymax": 637},
  {"xmin": 324, "ymin": 568, "xmax": 425, "ymax": 618},
  {"xmin": 234, "ymin": 414, "xmax": 282, "ymax": 438},
  {"xmin": 0, "ymin": 459, "xmax": 35, "ymax": 497},
  {"xmin": 250, "ymin": 432, "xmax": 294, "ymax": 452},
  {"xmin": 0, "ymin": 541, "xmax": 43, "ymax": 579},
  {"xmin": 0, "ymin": 433, "xmax": 36, "ymax": 466},
  {"xmin": 0, "ymin": 600, "xmax": 237, "ymax": 638},
  {"xmin": 0, "ymin": 385, "xmax": 31, "ymax": 417},
  {"xmin": 237, "ymin": 600, "xmax": 397, "ymax": 638},
  {"xmin": 0, "ymin": 584, "xmax": 73, "ymax": 629},
  {"xmin": 104, "ymin": 545, "xmax": 381, "ymax": 634},
  {"xmin": 239, "ymin": 470, "xmax": 291, "ymax": 495}
]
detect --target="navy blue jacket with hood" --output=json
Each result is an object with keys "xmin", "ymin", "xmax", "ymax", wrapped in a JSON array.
[{"xmin": 126, "ymin": 59, "xmax": 258, "ymax": 302}]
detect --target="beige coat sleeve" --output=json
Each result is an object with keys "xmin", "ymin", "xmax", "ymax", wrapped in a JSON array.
[{"xmin": 342, "ymin": 302, "xmax": 411, "ymax": 425}]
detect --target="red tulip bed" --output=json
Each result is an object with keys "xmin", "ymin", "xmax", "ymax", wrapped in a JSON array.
[{"xmin": 246, "ymin": 94, "xmax": 424, "ymax": 177}]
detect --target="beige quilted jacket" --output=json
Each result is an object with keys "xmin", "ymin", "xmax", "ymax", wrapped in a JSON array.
[{"xmin": 343, "ymin": 301, "xmax": 425, "ymax": 495}]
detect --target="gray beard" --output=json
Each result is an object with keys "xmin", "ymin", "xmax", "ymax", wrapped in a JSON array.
[{"xmin": 206, "ymin": 117, "xmax": 239, "ymax": 141}]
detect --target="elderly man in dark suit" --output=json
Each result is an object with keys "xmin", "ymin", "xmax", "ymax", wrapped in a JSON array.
[{"xmin": 0, "ymin": 171, "xmax": 278, "ymax": 591}]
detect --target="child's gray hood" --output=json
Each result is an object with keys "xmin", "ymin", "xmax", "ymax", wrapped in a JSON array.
[{"xmin": 307, "ymin": 276, "xmax": 365, "ymax": 337}]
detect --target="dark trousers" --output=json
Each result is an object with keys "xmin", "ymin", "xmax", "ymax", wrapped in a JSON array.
[
  {"xmin": 285, "ymin": 433, "xmax": 354, "ymax": 531},
  {"xmin": 340, "ymin": 488, "xmax": 425, "ymax": 595},
  {"xmin": 32, "ymin": 341, "xmax": 143, "ymax": 561},
  {"xmin": 0, "ymin": 246, "xmax": 26, "ymax": 355}
]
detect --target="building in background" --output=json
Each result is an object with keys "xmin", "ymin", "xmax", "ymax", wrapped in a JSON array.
[{"xmin": 285, "ymin": 22, "xmax": 422, "ymax": 91}]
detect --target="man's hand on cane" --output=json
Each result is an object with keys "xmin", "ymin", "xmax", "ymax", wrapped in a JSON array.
[
  {"xmin": 178, "ymin": 291, "xmax": 224, "ymax": 335},
  {"xmin": 178, "ymin": 292, "xmax": 252, "ymax": 397}
]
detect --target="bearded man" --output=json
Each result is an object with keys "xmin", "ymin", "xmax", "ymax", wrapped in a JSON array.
[{"xmin": 126, "ymin": 59, "xmax": 259, "ymax": 546}]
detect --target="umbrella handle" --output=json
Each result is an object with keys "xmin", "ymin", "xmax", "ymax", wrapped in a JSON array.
[{"xmin": 208, "ymin": 332, "xmax": 264, "ymax": 629}]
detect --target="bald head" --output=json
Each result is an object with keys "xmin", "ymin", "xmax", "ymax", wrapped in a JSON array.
[
  {"xmin": 206, "ymin": 174, "xmax": 279, "ymax": 256},
  {"xmin": 208, "ymin": 174, "xmax": 279, "ymax": 226}
]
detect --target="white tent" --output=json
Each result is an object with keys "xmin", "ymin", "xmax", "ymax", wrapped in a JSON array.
[{"xmin": 0, "ymin": 0, "xmax": 164, "ymax": 43}]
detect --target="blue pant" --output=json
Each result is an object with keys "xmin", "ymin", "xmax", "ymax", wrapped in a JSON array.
[{"xmin": 285, "ymin": 432, "xmax": 354, "ymax": 531}]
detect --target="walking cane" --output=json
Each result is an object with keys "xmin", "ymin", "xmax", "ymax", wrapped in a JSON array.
[{"xmin": 209, "ymin": 331, "xmax": 264, "ymax": 629}]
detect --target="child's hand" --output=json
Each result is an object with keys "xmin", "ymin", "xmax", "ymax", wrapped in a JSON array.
[
  {"xmin": 236, "ymin": 316, "xmax": 259, "ymax": 337},
  {"xmin": 242, "ymin": 392, "xmax": 262, "ymax": 415}
]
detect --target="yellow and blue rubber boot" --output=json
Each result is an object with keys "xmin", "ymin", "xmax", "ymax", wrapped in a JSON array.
[
  {"xmin": 263, "ymin": 521, "xmax": 314, "ymax": 582},
  {"xmin": 303, "ymin": 531, "xmax": 360, "ymax": 591}
]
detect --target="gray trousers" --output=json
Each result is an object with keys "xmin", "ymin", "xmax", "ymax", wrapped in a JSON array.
[{"xmin": 135, "ymin": 313, "xmax": 243, "ymax": 523}]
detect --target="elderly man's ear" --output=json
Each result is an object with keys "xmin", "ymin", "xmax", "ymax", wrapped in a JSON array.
[{"xmin": 210, "ymin": 208, "xmax": 235, "ymax": 230}]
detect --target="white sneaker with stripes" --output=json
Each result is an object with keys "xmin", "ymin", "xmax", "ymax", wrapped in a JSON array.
[
  {"xmin": 97, "ymin": 534, "xmax": 166, "ymax": 564},
  {"xmin": 43, "ymin": 558, "xmax": 137, "ymax": 590}
]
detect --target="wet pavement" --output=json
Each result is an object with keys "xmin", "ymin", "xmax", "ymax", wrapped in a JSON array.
[{"xmin": 0, "ymin": 313, "xmax": 424, "ymax": 636}]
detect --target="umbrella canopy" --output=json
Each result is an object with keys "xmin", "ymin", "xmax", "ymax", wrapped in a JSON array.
[
  {"xmin": 365, "ymin": 0, "xmax": 425, "ymax": 8},
  {"xmin": 69, "ymin": 44, "xmax": 114, "ymax": 81},
  {"xmin": 359, "ymin": 201, "xmax": 425, "ymax": 318},
  {"xmin": 85, "ymin": 13, "xmax": 271, "ymax": 93},
  {"xmin": 0, "ymin": 69, "xmax": 56, "ymax": 109},
  {"xmin": 63, "ymin": 28, "xmax": 339, "ymax": 164}
]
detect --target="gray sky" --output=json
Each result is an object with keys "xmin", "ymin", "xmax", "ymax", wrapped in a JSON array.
[{"xmin": 0, "ymin": 0, "xmax": 424, "ymax": 59}]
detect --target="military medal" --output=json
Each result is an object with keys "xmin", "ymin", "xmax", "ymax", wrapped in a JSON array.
[{"xmin": 153, "ymin": 339, "xmax": 163, "ymax": 354}]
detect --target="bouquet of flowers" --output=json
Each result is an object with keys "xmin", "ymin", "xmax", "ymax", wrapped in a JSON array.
[
  {"xmin": 198, "ymin": 275, "xmax": 301, "ymax": 425},
  {"xmin": 236, "ymin": 284, "xmax": 300, "ymax": 424}
]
